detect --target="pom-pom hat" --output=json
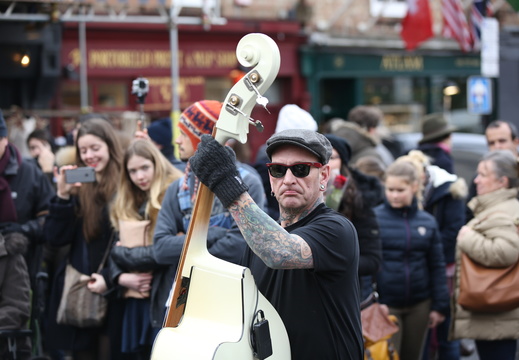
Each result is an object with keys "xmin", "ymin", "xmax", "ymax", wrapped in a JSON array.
[{"xmin": 179, "ymin": 100, "xmax": 222, "ymax": 150}]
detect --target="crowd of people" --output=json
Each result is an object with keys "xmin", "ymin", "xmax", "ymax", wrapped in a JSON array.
[{"xmin": 1, "ymin": 101, "xmax": 519, "ymax": 360}]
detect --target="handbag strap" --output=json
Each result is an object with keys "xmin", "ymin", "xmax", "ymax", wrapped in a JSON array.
[
  {"xmin": 360, "ymin": 276, "xmax": 379, "ymax": 310},
  {"xmin": 96, "ymin": 231, "xmax": 116, "ymax": 273}
]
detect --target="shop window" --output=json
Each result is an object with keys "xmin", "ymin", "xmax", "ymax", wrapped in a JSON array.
[
  {"xmin": 364, "ymin": 76, "xmax": 428, "ymax": 132},
  {"xmin": 205, "ymin": 77, "xmax": 232, "ymax": 101},
  {"xmin": 431, "ymin": 76, "xmax": 480, "ymax": 132},
  {"xmin": 61, "ymin": 82, "xmax": 90, "ymax": 108},
  {"xmin": 370, "ymin": 0, "xmax": 407, "ymax": 18},
  {"xmin": 97, "ymin": 83, "xmax": 128, "ymax": 108},
  {"xmin": 363, "ymin": 77, "xmax": 428, "ymax": 106}
]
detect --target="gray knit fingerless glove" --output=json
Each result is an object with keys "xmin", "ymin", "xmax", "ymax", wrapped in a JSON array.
[{"xmin": 189, "ymin": 134, "xmax": 249, "ymax": 208}]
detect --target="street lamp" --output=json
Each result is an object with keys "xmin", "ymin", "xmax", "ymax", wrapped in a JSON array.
[
  {"xmin": 20, "ymin": 53, "xmax": 30, "ymax": 67},
  {"xmin": 13, "ymin": 50, "xmax": 31, "ymax": 68},
  {"xmin": 443, "ymin": 81, "xmax": 459, "ymax": 120},
  {"xmin": 443, "ymin": 81, "xmax": 460, "ymax": 97}
]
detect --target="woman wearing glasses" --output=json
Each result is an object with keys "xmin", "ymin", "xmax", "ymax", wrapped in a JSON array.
[
  {"xmin": 373, "ymin": 159, "xmax": 449, "ymax": 360},
  {"xmin": 189, "ymin": 129, "xmax": 364, "ymax": 360}
]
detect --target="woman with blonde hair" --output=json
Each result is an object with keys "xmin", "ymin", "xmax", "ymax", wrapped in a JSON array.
[
  {"xmin": 400, "ymin": 150, "xmax": 468, "ymax": 359},
  {"xmin": 451, "ymin": 150, "xmax": 519, "ymax": 360},
  {"xmin": 110, "ymin": 139, "xmax": 182, "ymax": 235},
  {"xmin": 109, "ymin": 139, "xmax": 182, "ymax": 359},
  {"xmin": 374, "ymin": 159, "xmax": 449, "ymax": 360}
]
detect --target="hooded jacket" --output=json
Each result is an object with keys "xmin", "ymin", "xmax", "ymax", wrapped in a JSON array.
[
  {"xmin": 423, "ymin": 165, "xmax": 467, "ymax": 264},
  {"xmin": 333, "ymin": 122, "xmax": 385, "ymax": 166}
]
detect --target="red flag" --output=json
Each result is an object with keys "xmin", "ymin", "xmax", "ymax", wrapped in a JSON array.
[
  {"xmin": 442, "ymin": 0, "xmax": 473, "ymax": 52},
  {"xmin": 401, "ymin": 0, "xmax": 434, "ymax": 50}
]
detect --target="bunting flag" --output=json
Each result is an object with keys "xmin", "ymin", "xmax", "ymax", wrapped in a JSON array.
[
  {"xmin": 470, "ymin": 0, "xmax": 493, "ymax": 51},
  {"xmin": 442, "ymin": 0, "xmax": 473, "ymax": 52},
  {"xmin": 400, "ymin": 0, "xmax": 434, "ymax": 50}
]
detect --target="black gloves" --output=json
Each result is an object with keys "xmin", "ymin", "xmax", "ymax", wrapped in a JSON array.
[{"xmin": 190, "ymin": 134, "xmax": 249, "ymax": 208}]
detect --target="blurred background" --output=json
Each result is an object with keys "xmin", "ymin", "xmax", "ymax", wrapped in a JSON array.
[{"xmin": 0, "ymin": 0, "xmax": 517, "ymax": 161}]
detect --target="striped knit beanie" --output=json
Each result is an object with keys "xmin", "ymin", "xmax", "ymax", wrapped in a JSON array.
[{"xmin": 178, "ymin": 100, "xmax": 222, "ymax": 150}]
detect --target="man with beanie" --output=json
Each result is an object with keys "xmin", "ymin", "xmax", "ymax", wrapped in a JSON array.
[
  {"xmin": 109, "ymin": 100, "xmax": 266, "ymax": 330},
  {"xmin": 0, "ymin": 109, "xmax": 55, "ymax": 356},
  {"xmin": 147, "ymin": 117, "xmax": 186, "ymax": 171},
  {"xmin": 190, "ymin": 129, "xmax": 363, "ymax": 359},
  {"xmin": 417, "ymin": 113, "xmax": 456, "ymax": 174}
]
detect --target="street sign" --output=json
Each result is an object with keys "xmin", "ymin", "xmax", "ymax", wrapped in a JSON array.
[{"xmin": 467, "ymin": 76, "xmax": 493, "ymax": 115}]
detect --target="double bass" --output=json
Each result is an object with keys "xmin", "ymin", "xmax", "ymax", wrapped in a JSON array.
[{"xmin": 150, "ymin": 33, "xmax": 290, "ymax": 359}]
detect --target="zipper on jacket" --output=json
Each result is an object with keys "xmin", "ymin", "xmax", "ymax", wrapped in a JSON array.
[{"xmin": 403, "ymin": 210, "xmax": 411, "ymax": 305}]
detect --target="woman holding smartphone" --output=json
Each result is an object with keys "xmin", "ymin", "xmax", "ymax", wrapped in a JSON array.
[{"xmin": 43, "ymin": 118, "xmax": 125, "ymax": 360}]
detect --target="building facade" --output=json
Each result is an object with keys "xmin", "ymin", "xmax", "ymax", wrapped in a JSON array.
[{"xmin": 1, "ymin": 0, "xmax": 518, "ymax": 150}]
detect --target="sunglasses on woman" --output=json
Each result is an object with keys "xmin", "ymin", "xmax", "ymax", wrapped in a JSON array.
[{"xmin": 266, "ymin": 162, "xmax": 323, "ymax": 178}]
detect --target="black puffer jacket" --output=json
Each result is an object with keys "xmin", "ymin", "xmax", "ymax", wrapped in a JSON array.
[
  {"xmin": 374, "ymin": 198, "xmax": 449, "ymax": 315},
  {"xmin": 349, "ymin": 168, "xmax": 383, "ymax": 277},
  {"xmin": 423, "ymin": 165, "xmax": 467, "ymax": 264}
]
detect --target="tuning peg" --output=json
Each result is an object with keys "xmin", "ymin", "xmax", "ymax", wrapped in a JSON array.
[
  {"xmin": 256, "ymin": 95, "xmax": 270, "ymax": 114},
  {"xmin": 226, "ymin": 102, "xmax": 265, "ymax": 133},
  {"xmin": 244, "ymin": 74, "xmax": 271, "ymax": 113},
  {"xmin": 250, "ymin": 119, "xmax": 264, "ymax": 133}
]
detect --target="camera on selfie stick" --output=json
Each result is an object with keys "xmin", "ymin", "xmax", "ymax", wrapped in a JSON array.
[
  {"xmin": 132, "ymin": 77, "xmax": 149, "ymax": 128},
  {"xmin": 132, "ymin": 77, "xmax": 149, "ymax": 104}
]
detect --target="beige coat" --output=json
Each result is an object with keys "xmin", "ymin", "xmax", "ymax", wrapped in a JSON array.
[{"xmin": 450, "ymin": 187, "xmax": 519, "ymax": 340}]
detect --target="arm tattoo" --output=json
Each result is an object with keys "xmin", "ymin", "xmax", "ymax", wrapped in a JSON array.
[{"xmin": 229, "ymin": 195, "xmax": 314, "ymax": 269}]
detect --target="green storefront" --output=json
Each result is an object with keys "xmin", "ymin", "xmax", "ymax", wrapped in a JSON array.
[{"xmin": 301, "ymin": 47, "xmax": 484, "ymax": 133}]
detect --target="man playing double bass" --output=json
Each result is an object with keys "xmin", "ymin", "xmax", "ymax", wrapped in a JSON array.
[{"xmin": 190, "ymin": 129, "xmax": 363, "ymax": 359}]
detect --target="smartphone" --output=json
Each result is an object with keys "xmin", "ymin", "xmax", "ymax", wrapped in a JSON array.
[{"xmin": 65, "ymin": 167, "xmax": 96, "ymax": 184}]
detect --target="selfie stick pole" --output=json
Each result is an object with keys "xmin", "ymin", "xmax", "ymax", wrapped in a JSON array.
[{"xmin": 132, "ymin": 77, "xmax": 149, "ymax": 129}]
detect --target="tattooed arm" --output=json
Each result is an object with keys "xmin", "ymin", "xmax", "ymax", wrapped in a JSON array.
[{"xmin": 228, "ymin": 192, "xmax": 315, "ymax": 270}]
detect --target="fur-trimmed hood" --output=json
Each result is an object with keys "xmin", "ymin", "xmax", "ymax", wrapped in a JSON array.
[
  {"xmin": 0, "ymin": 232, "xmax": 28, "ymax": 258},
  {"xmin": 449, "ymin": 177, "xmax": 468, "ymax": 200},
  {"xmin": 426, "ymin": 165, "xmax": 468, "ymax": 201}
]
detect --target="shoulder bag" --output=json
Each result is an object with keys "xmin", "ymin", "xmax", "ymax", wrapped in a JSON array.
[
  {"xmin": 361, "ymin": 287, "xmax": 400, "ymax": 360},
  {"xmin": 56, "ymin": 235, "xmax": 113, "ymax": 328},
  {"xmin": 458, "ymin": 251, "xmax": 519, "ymax": 312}
]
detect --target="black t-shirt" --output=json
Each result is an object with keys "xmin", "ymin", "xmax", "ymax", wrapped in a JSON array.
[{"xmin": 242, "ymin": 204, "xmax": 363, "ymax": 360}]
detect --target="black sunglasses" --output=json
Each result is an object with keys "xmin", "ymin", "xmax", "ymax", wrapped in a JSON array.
[{"xmin": 266, "ymin": 162, "xmax": 323, "ymax": 178}]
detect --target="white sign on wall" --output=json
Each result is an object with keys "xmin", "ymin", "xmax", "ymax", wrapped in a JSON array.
[{"xmin": 481, "ymin": 17, "xmax": 499, "ymax": 77}]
